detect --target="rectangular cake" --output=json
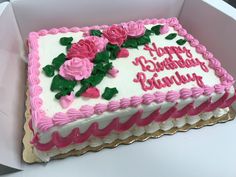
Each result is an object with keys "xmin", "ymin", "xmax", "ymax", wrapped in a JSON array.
[{"xmin": 27, "ymin": 17, "xmax": 236, "ymax": 162}]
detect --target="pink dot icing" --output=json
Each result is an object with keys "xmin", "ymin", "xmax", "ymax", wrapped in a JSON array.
[
  {"xmin": 59, "ymin": 94, "xmax": 75, "ymax": 109},
  {"xmin": 185, "ymin": 34, "xmax": 194, "ymax": 41},
  {"xmin": 203, "ymin": 51, "xmax": 213, "ymax": 60},
  {"xmin": 160, "ymin": 25, "xmax": 169, "ymax": 34},
  {"xmin": 190, "ymin": 39, "xmax": 199, "ymax": 47},
  {"xmin": 196, "ymin": 45, "xmax": 207, "ymax": 54},
  {"xmin": 52, "ymin": 112, "xmax": 69, "ymax": 125},
  {"xmin": 108, "ymin": 67, "xmax": 119, "ymax": 78},
  {"xmin": 117, "ymin": 48, "xmax": 129, "ymax": 58}
]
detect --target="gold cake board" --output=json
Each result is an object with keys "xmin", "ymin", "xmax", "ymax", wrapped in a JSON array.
[{"xmin": 23, "ymin": 90, "xmax": 236, "ymax": 163}]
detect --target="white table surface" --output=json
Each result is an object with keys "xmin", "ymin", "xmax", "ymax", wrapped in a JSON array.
[{"xmin": 2, "ymin": 118, "xmax": 236, "ymax": 177}]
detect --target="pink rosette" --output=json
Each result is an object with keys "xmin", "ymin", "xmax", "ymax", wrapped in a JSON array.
[
  {"xmin": 123, "ymin": 21, "xmax": 145, "ymax": 37},
  {"xmin": 103, "ymin": 25, "xmax": 127, "ymax": 46},
  {"xmin": 59, "ymin": 57, "xmax": 93, "ymax": 81},
  {"xmin": 67, "ymin": 39, "xmax": 97, "ymax": 60},
  {"xmin": 84, "ymin": 36, "xmax": 108, "ymax": 52}
]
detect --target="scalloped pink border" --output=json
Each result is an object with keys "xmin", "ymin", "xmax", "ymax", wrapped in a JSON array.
[{"xmin": 28, "ymin": 17, "xmax": 235, "ymax": 132}]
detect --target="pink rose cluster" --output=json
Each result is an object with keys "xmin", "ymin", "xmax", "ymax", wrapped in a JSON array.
[
  {"xmin": 67, "ymin": 36, "xmax": 108, "ymax": 61},
  {"xmin": 102, "ymin": 22, "xmax": 146, "ymax": 46}
]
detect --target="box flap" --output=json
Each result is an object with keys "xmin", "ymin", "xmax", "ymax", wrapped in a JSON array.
[{"xmin": 0, "ymin": 2, "xmax": 26, "ymax": 174}]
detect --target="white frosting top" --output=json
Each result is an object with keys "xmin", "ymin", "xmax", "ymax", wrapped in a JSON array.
[{"xmin": 38, "ymin": 25, "xmax": 220, "ymax": 117}]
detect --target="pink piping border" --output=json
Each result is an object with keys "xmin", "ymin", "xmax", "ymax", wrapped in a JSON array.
[{"xmin": 28, "ymin": 17, "xmax": 235, "ymax": 133}]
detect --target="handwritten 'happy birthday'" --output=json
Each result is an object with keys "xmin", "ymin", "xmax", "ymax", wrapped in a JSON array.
[{"xmin": 132, "ymin": 42, "xmax": 208, "ymax": 91}]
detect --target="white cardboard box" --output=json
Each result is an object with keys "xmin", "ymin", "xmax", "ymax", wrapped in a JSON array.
[{"xmin": 1, "ymin": 0, "xmax": 236, "ymax": 176}]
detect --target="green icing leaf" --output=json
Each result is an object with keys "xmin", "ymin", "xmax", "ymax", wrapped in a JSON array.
[
  {"xmin": 136, "ymin": 35, "xmax": 151, "ymax": 45},
  {"xmin": 151, "ymin": 25, "xmax": 163, "ymax": 35},
  {"xmin": 102, "ymin": 87, "xmax": 118, "ymax": 100},
  {"xmin": 52, "ymin": 53, "xmax": 66, "ymax": 70},
  {"xmin": 165, "ymin": 33, "xmax": 177, "ymax": 40},
  {"xmin": 75, "ymin": 83, "xmax": 89, "ymax": 97},
  {"xmin": 176, "ymin": 39, "xmax": 187, "ymax": 45},
  {"xmin": 90, "ymin": 30, "xmax": 102, "ymax": 37},
  {"xmin": 66, "ymin": 43, "xmax": 72, "ymax": 51},
  {"xmin": 93, "ymin": 51, "xmax": 110, "ymax": 64},
  {"xmin": 50, "ymin": 74, "xmax": 77, "ymax": 93},
  {"xmin": 60, "ymin": 37, "xmax": 73, "ymax": 46},
  {"xmin": 122, "ymin": 38, "xmax": 138, "ymax": 48},
  {"xmin": 83, "ymin": 73, "xmax": 105, "ymax": 87},
  {"xmin": 144, "ymin": 29, "xmax": 152, "ymax": 36},
  {"xmin": 55, "ymin": 90, "xmax": 70, "ymax": 99},
  {"xmin": 92, "ymin": 62, "xmax": 113, "ymax": 75},
  {"xmin": 106, "ymin": 43, "xmax": 120, "ymax": 60},
  {"xmin": 42, "ymin": 65, "xmax": 55, "ymax": 77}
]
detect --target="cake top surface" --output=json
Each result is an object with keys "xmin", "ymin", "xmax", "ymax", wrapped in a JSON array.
[{"xmin": 28, "ymin": 18, "xmax": 234, "ymax": 131}]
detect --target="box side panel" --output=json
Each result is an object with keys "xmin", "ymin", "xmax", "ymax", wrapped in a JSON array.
[
  {"xmin": 179, "ymin": 0, "xmax": 236, "ymax": 82},
  {"xmin": 11, "ymin": 0, "xmax": 184, "ymax": 41},
  {"xmin": 0, "ymin": 3, "xmax": 25, "ymax": 173}
]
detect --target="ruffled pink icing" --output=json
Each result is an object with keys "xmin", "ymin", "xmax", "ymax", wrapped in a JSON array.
[
  {"xmin": 130, "ymin": 96, "xmax": 142, "ymax": 107},
  {"xmin": 123, "ymin": 21, "xmax": 145, "ymax": 37},
  {"xmin": 59, "ymin": 94, "xmax": 75, "ymax": 109},
  {"xmin": 190, "ymin": 39, "xmax": 199, "ymax": 47},
  {"xmin": 203, "ymin": 86, "xmax": 214, "ymax": 96},
  {"xmin": 203, "ymin": 51, "xmax": 213, "ymax": 60},
  {"xmin": 120, "ymin": 98, "xmax": 131, "ymax": 109},
  {"xmin": 108, "ymin": 101, "xmax": 120, "ymax": 111},
  {"xmin": 180, "ymin": 88, "xmax": 192, "ymax": 99},
  {"xmin": 80, "ymin": 105, "xmax": 94, "ymax": 117},
  {"xmin": 160, "ymin": 25, "xmax": 169, "ymax": 34},
  {"xmin": 94, "ymin": 103, "xmax": 107, "ymax": 114},
  {"xmin": 166, "ymin": 91, "xmax": 180, "ymax": 102},
  {"xmin": 108, "ymin": 67, "xmax": 119, "ymax": 77},
  {"xmin": 214, "ymin": 84, "xmax": 225, "ymax": 94},
  {"xmin": 178, "ymin": 29, "xmax": 187, "ymax": 36},
  {"xmin": 84, "ymin": 36, "xmax": 108, "ymax": 52},
  {"xmin": 59, "ymin": 57, "xmax": 93, "ymax": 81},
  {"xmin": 117, "ymin": 48, "xmax": 129, "ymax": 58},
  {"xmin": 153, "ymin": 92, "xmax": 166, "ymax": 103},
  {"xmin": 191, "ymin": 87, "xmax": 204, "ymax": 98},
  {"xmin": 142, "ymin": 94, "xmax": 155, "ymax": 104},
  {"xmin": 196, "ymin": 44, "xmax": 207, "ymax": 54},
  {"xmin": 67, "ymin": 109, "xmax": 84, "ymax": 120}
]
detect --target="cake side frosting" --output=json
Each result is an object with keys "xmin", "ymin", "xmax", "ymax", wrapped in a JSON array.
[{"xmin": 27, "ymin": 18, "xmax": 236, "ymax": 157}]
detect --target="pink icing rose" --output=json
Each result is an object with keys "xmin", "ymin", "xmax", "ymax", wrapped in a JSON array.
[
  {"xmin": 85, "ymin": 36, "xmax": 108, "ymax": 52},
  {"xmin": 160, "ymin": 25, "xmax": 169, "ymax": 34},
  {"xmin": 67, "ymin": 39, "xmax": 97, "ymax": 60},
  {"xmin": 59, "ymin": 57, "xmax": 93, "ymax": 81},
  {"xmin": 117, "ymin": 48, "xmax": 129, "ymax": 58},
  {"xmin": 59, "ymin": 94, "xmax": 75, "ymax": 109},
  {"xmin": 108, "ymin": 67, "xmax": 119, "ymax": 77},
  {"xmin": 81, "ymin": 87, "xmax": 100, "ymax": 98},
  {"xmin": 103, "ymin": 25, "xmax": 127, "ymax": 46},
  {"xmin": 123, "ymin": 22, "xmax": 145, "ymax": 37}
]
